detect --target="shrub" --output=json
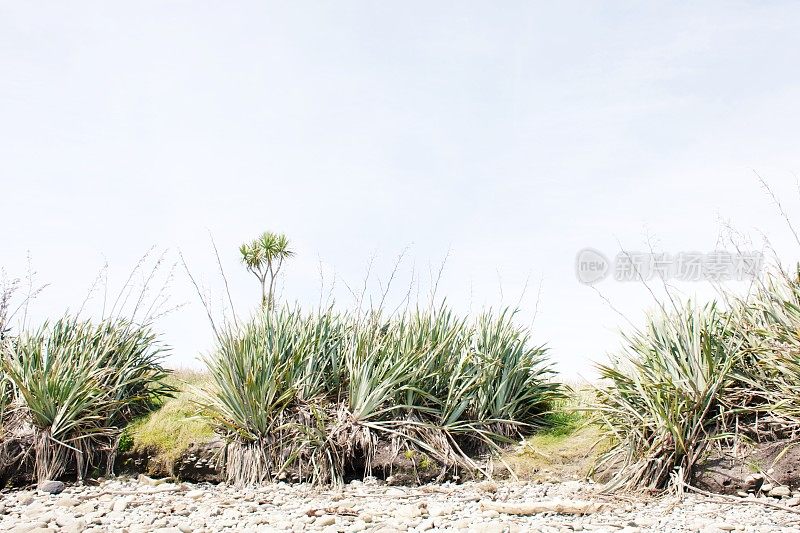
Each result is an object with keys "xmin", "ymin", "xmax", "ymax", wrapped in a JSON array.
[
  {"xmin": 1, "ymin": 316, "xmax": 174, "ymax": 482},
  {"xmin": 593, "ymin": 302, "xmax": 742, "ymax": 491},
  {"xmin": 729, "ymin": 267, "xmax": 800, "ymax": 425},
  {"xmin": 594, "ymin": 267, "xmax": 800, "ymax": 491},
  {"xmin": 198, "ymin": 304, "xmax": 562, "ymax": 486}
]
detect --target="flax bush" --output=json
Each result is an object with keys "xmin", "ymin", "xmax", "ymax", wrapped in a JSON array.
[
  {"xmin": 1, "ymin": 316, "xmax": 173, "ymax": 482},
  {"xmin": 199, "ymin": 304, "xmax": 562, "ymax": 486},
  {"xmin": 594, "ymin": 266, "xmax": 800, "ymax": 492}
]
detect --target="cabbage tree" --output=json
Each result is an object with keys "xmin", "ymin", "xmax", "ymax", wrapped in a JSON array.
[{"xmin": 240, "ymin": 231, "xmax": 294, "ymax": 310}]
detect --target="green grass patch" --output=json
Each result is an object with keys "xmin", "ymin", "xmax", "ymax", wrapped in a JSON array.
[
  {"xmin": 122, "ymin": 370, "xmax": 215, "ymax": 464},
  {"xmin": 496, "ymin": 386, "xmax": 611, "ymax": 482},
  {"xmin": 538, "ymin": 410, "xmax": 584, "ymax": 440}
]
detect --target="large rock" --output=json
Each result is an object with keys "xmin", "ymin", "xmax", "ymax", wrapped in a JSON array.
[
  {"xmin": 37, "ymin": 480, "xmax": 65, "ymax": 494},
  {"xmin": 771, "ymin": 485, "xmax": 791, "ymax": 498}
]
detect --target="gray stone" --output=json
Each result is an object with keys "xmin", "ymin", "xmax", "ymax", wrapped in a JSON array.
[
  {"xmin": 138, "ymin": 474, "xmax": 166, "ymax": 486},
  {"xmin": 428, "ymin": 504, "xmax": 454, "ymax": 517},
  {"xmin": 56, "ymin": 497, "xmax": 80, "ymax": 507},
  {"xmin": 37, "ymin": 480, "xmax": 65, "ymax": 495},
  {"xmin": 62, "ymin": 519, "xmax": 87, "ymax": 533},
  {"xmin": 316, "ymin": 515, "xmax": 336, "ymax": 527},
  {"xmin": 770, "ymin": 485, "xmax": 791, "ymax": 498},
  {"xmin": 112, "ymin": 499, "xmax": 129, "ymax": 512}
]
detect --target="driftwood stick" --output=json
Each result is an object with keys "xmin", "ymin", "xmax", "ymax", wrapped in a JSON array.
[
  {"xmin": 685, "ymin": 484, "xmax": 800, "ymax": 516},
  {"xmin": 480, "ymin": 499, "xmax": 611, "ymax": 516},
  {"xmin": 75, "ymin": 487, "xmax": 183, "ymax": 500}
]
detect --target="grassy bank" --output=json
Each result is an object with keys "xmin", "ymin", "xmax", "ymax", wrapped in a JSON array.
[
  {"xmin": 9, "ymin": 256, "xmax": 800, "ymax": 494},
  {"xmin": 122, "ymin": 374, "xmax": 600, "ymax": 485}
]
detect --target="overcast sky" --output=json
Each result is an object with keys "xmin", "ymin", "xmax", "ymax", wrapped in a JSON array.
[{"xmin": 3, "ymin": 2, "xmax": 800, "ymax": 378}]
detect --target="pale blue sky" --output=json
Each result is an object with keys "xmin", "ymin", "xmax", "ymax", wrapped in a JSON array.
[{"xmin": 2, "ymin": 2, "xmax": 800, "ymax": 378}]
